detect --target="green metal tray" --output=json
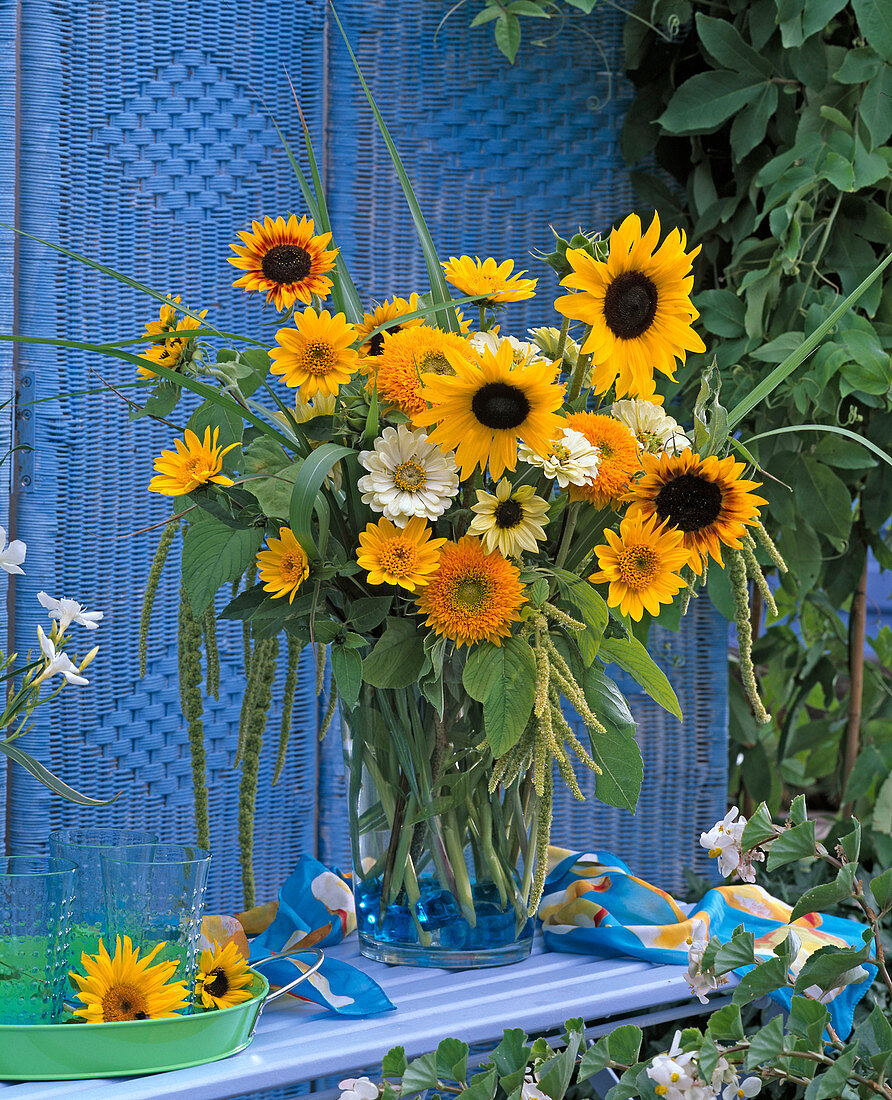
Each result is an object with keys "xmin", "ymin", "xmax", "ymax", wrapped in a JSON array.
[{"xmin": 0, "ymin": 951, "xmax": 323, "ymax": 1081}]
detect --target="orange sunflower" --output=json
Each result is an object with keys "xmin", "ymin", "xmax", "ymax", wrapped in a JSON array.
[
  {"xmin": 356, "ymin": 515, "xmax": 446, "ymax": 591},
  {"xmin": 354, "ymin": 294, "xmax": 424, "ymax": 359},
  {"xmin": 415, "ymin": 341, "xmax": 564, "ymax": 481},
  {"xmin": 148, "ymin": 427, "xmax": 237, "ymax": 497},
  {"xmin": 228, "ymin": 215, "xmax": 338, "ymax": 311},
  {"xmin": 564, "ymin": 413, "xmax": 640, "ymax": 508},
  {"xmin": 416, "ymin": 536, "xmax": 526, "ymax": 647},
  {"xmin": 442, "ymin": 256, "xmax": 537, "ymax": 305},
  {"xmin": 256, "ymin": 527, "xmax": 311, "ymax": 602},
  {"xmin": 554, "ymin": 212, "xmax": 704, "ymax": 400},
  {"xmin": 270, "ymin": 308, "xmax": 359, "ymax": 399},
  {"xmin": 367, "ymin": 326, "xmax": 473, "ymax": 420},
  {"xmin": 589, "ymin": 513, "xmax": 689, "ymax": 621},
  {"xmin": 624, "ymin": 450, "xmax": 767, "ymax": 574}
]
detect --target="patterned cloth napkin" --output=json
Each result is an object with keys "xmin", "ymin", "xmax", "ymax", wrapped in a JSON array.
[
  {"xmin": 202, "ymin": 849, "xmax": 874, "ymax": 1030},
  {"xmin": 540, "ymin": 848, "xmax": 874, "ymax": 1038}
]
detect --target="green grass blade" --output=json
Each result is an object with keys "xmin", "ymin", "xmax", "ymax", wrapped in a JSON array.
[
  {"xmin": 727, "ymin": 250, "xmax": 892, "ymax": 429},
  {"xmin": 330, "ymin": 5, "xmax": 460, "ymax": 334},
  {"xmin": 289, "ymin": 442, "xmax": 356, "ymax": 558},
  {"xmin": 745, "ymin": 424, "xmax": 892, "ymax": 469},
  {"xmin": 0, "ymin": 740, "xmax": 117, "ymax": 805}
]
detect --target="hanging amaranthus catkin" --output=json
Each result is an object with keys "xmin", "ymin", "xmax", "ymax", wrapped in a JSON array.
[
  {"xmin": 202, "ymin": 606, "xmax": 220, "ymax": 701},
  {"xmin": 178, "ymin": 585, "xmax": 209, "ymax": 849},
  {"xmin": 741, "ymin": 534, "xmax": 778, "ymax": 618},
  {"xmin": 728, "ymin": 547, "xmax": 771, "ymax": 725},
  {"xmin": 529, "ymin": 769, "xmax": 553, "ymax": 914},
  {"xmin": 752, "ymin": 519, "xmax": 788, "ymax": 575},
  {"xmin": 139, "ymin": 516, "xmax": 181, "ymax": 677},
  {"xmin": 237, "ymin": 634, "xmax": 279, "ymax": 908},
  {"xmin": 273, "ymin": 636, "xmax": 301, "ymax": 783},
  {"xmin": 241, "ymin": 562, "xmax": 258, "ymax": 675}
]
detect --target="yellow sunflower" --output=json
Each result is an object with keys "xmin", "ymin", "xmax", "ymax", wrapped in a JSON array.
[
  {"xmin": 564, "ymin": 412, "xmax": 640, "ymax": 508},
  {"xmin": 356, "ymin": 515, "xmax": 446, "ymax": 591},
  {"xmin": 467, "ymin": 479, "xmax": 550, "ymax": 558},
  {"xmin": 366, "ymin": 325, "xmax": 474, "ymax": 421},
  {"xmin": 589, "ymin": 512, "xmax": 689, "ymax": 621},
  {"xmin": 257, "ymin": 527, "xmax": 311, "ymax": 602},
  {"xmin": 270, "ymin": 308, "xmax": 359, "ymax": 399},
  {"xmin": 194, "ymin": 941, "xmax": 254, "ymax": 1011},
  {"xmin": 414, "ymin": 341, "xmax": 565, "ymax": 481},
  {"xmin": 69, "ymin": 936, "xmax": 189, "ymax": 1022},
  {"xmin": 554, "ymin": 212, "xmax": 705, "ymax": 400},
  {"xmin": 228, "ymin": 214, "xmax": 338, "ymax": 311},
  {"xmin": 442, "ymin": 256, "xmax": 537, "ymax": 305},
  {"xmin": 138, "ymin": 296, "xmax": 206, "ymax": 379},
  {"xmin": 416, "ymin": 536, "xmax": 527, "ymax": 647},
  {"xmin": 354, "ymin": 294, "xmax": 424, "ymax": 359},
  {"xmin": 148, "ymin": 426, "xmax": 237, "ymax": 497},
  {"xmin": 624, "ymin": 450, "xmax": 767, "ymax": 574}
]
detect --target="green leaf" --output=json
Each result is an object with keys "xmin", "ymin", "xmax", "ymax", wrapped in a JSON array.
[
  {"xmin": 732, "ymin": 955, "xmax": 790, "ymax": 1005},
  {"xmin": 582, "ymin": 666, "xmax": 643, "ymax": 813},
  {"xmin": 861, "ymin": 65, "xmax": 892, "ymax": 146},
  {"xmin": 744, "ymin": 1014, "xmax": 786, "ymax": 1068},
  {"xmin": 803, "ymin": 0, "xmax": 848, "ymax": 38},
  {"xmin": 789, "ymin": 456, "xmax": 853, "ymax": 545},
  {"xmin": 803, "ymin": 1045, "xmax": 857, "ymax": 1099},
  {"xmin": 741, "ymin": 802, "xmax": 777, "ymax": 847},
  {"xmin": 494, "ymin": 14, "xmax": 522, "ymax": 63},
  {"xmin": 382, "ymin": 1046, "xmax": 408, "ymax": 1077},
  {"xmin": 875, "ymin": 771, "xmax": 892, "ymax": 834},
  {"xmin": 789, "ymin": 865, "xmax": 856, "ymax": 921},
  {"xmin": 789, "ymin": 995, "xmax": 831, "ymax": 1046},
  {"xmin": 361, "ymin": 618, "xmax": 426, "ymax": 689},
  {"xmin": 348, "ymin": 595, "xmax": 393, "ymax": 634},
  {"xmin": 658, "ymin": 71, "xmax": 764, "ymax": 134},
  {"xmin": 401, "ymin": 1051, "xmax": 439, "ymax": 1095},
  {"xmin": 852, "ymin": 0, "xmax": 892, "ymax": 63},
  {"xmin": 0, "ymin": 741, "xmax": 117, "ymax": 806},
  {"xmin": 793, "ymin": 937, "xmax": 871, "ymax": 994},
  {"xmin": 706, "ymin": 1003, "xmax": 744, "ymax": 1041},
  {"xmin": 714, "ymin": 930, "xmax": 757, "ymax": 975},
  {"xmin": 463, "ymin": 638, "xmax": 536, "ymax": 756},
  {"xmin": 834, "ymin": 46, "xmax": 882, "ymax": 83},
  {"xmin": 839, "ymin": 819, "xmax": 861, "ymax": 863},
  {"xmin": 535, "ymin": 1023, "xmax": 583, "ymax": 1100},
  {"xmin": 461, "ymin": 1068, "xmax": 498, "ymax": 1100},
  {"xmin": 730, "ymin": 83, "xmax": 778, "ymax": 160},
  {"xmin": 598, "ymin": 635, "xmax": 682, "ymax": 720},
  {"xmin": 606, "ymin": 1025, "xmax": 643, "ymax": 1066},
  {"xmin": 870, "ymin": 866, "xmax": 892, "ymax": 910},
  {"xmin": 331, "ymin": 644, "xmax": 363, "ymax": 710},
  {"xmin": 489, "ymin": 1029, "xmax": 530, "ymax": 1078},
  {"xmin": 695, "ymin": 13, "xmax": 773, "ymax": 77},
  {"xmin": 288, "ymin": 443, "xmax": 355, "ymax": 559},
  {"xmin": 695, "ymin": 289, "xmax": 746, "ymax": 337},
  {"xmin": 182, "ymin": 515, "xmax": 263, "ymax": 617},
  {"xmin": 853, "ymin": 1004, "xmax": 892, "ymax": 1078},
  {"xmin": 437, "ymin": 1037, "xmax": 470, "ymax": 1084},
  {"xmin": 766, "ymin": 819, "xmax": 817, "ymax": 870}
]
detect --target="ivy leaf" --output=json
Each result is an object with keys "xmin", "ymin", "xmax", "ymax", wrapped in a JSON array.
[
  {"xmin": 789, "ymin": 865, "xmax": 856, "ymax": 921},
  {"xmin": 658, "ymin": 71, "xmax": 764, "ymax": 134},
  {"xmin": 182, "ymin": 515, "xmax": 262, "ymax": 617},
  {"xmin": 382, "ymin": 1047, "xmax": 408, "ymax": 1078},
  {"xmin": 766, "ymin": 820, "xmax": 817, "ymax": 870},
  {"xmin": 401, "ymin": 1052, "xmax": 439, "ymax": 1095}
]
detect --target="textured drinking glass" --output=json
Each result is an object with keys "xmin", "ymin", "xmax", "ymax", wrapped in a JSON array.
[
  {"xmin": 101, "ymin": 844, "xmax": 210, "ymax": 988},
  {"xmin": 0, "ymin": 857, "xmax": 76, "ymax": 1023},
  {"xmin": 48, "ymin": 828, "xmax": 159, "ymax": 971}
]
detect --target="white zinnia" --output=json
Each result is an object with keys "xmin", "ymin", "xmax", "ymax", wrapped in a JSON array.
[
  {"xmin": 470, "ymin": 330, "xmax": 549, "ymax": 367},
  {"xmin": 609, "ymin": 399, "xmax": 690, "ymax": 454},
  {"xmin": 0, "ymin": 527, "xmax": 26, "ymax": 575},
  {"xmin": 36, "ymin": 626, "xmax": 90, "ymax": 686},
  {"xmin": 358, "ymin": 425, "xmax": 459, "ymax": 526},
  {"xmin": 37, "ymin": 592, "xmax": 104, "ymax": 633},
  {"xmin": 338, "ymin": 1079, "xmax": 378, "ymax": 1100},
  {"xmin": 518, "ymin": 427, "xmax": 600, "ymax": 488}
]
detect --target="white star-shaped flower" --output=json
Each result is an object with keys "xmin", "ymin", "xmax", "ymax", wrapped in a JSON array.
[
  {"xmin": 37, "ymin": 592, "xmax": 104, "ymax": 633},
  {"xmin": 0, "ymin": 527, "xmax": 26, "ymax": 575},
  {"xmin": 36, "ymin": 626, "xmax": 91, "ymax": 686}
]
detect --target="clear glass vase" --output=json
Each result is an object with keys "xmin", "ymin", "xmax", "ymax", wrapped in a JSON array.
[{"xmin": 340, "ymin": 676, "xmax": 536, "ymax": 968}]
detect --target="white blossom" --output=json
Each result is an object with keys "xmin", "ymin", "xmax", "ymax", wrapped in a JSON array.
[
  {"xmin": 36, "ymin": 626, "xmax": 90, "ymax": 686},
  {"xmin": 518, "ymin": 427, "xmax": 601, "ymax": 488},
  {"xmin": 521, "ymin": 1075, "xmax": 548, "ymax": 1100},
  {"xmin": 338, "ymin": 1079, "xmax": 379, "ymax": 1100},
  {"xmin": 723, "ymin": 1077, "xmax": 762, "ymax": 1098},
  {"xmin": 685, "ymin": 918, "xmax": 726, "ymax": 1004},
  {"xmin": 358, "ymin": 425, "xmax": 459, "ymax": 526},
  {"xmin": 609, "ymin": 399, "xmax": 689, "ymax": 454},
  {"xmin": 0, "ymin": 527, "xmax": 26, "ymax": 575},
  {"xmin": 699, "ymin": 807, "xmax": 765, "ymax": 882},
  {"xmin": 37, "ymin": 592, "xmax": 104, "ymax": 633},
  {"xmin": 470, "ymin": 330, "xmax": 548, "ymax": 367}
]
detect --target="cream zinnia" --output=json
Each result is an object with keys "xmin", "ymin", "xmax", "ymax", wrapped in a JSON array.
[
  {"xmin": 358, "ymin": 425, "xmax": 459, "ymax": 526},
  {"xmin": 518, "ymin": 426, "xmax": 601, "ymax": 489}
]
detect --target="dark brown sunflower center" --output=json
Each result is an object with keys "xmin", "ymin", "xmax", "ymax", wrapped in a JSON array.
[
  {"xmin": 205, "ymin": 969, "xmax": 230, "ymax": 997},
  {"xmin": 471, "ymin": 382, "xmax": 531, "ymax": 430},
  {"xmin": 603, "ymin": 271, "xmax": 658, "ymax": 340},
  {"xmin": 368, "ymin": 324, "xmax": 402, "ymax": 357},
  {"xmin": 261, "ymin": 244, "xmax": 313, "ymax": 285},
  {"xmin": 655, "ymin": 474, "xmax": 723, "ymax": 532},
  {"xmin": 493, "ymin": 499, "xmax": 523, "ymax": 530}
]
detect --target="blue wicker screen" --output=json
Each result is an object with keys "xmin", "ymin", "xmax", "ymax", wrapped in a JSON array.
[{"xmin": 5, "ymin": 1, "xmax": 727, "ymax": 912}]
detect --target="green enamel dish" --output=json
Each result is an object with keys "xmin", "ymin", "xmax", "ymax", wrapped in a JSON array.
[{"xmin": 0, "ymin": 950, "xmax": 323, "ymax": 1081}]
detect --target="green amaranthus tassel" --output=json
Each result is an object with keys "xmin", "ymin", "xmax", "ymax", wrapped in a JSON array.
[
  {"xmin": 728, "ymin": 546, "xmax": 770, "ymax": 724},
  {"xmin": 139, "ymin": 516, "xmax": 181, "ymax": 677},
  {"xmin": 178, "ymin": 585, "xmax": 209, "ymax": 849},
  {"xmin": 273, "ymin": 636, "xmax": 301, "ymax": 783},
  {"xmin": 202, "ymin": 606, "xmax": 220, "ymax": 701}
]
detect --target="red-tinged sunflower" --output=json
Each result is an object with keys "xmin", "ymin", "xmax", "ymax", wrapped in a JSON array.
[
  {"xmin": 367, "ymin": 325, "xmax": 473, "ymax": 420},
  {"xmin": 270, "ymin": 308, "xmax": 359, "ymax": 399},
  {"xmin": 564, "ymin": 412, "xmax": 640, "ymax": 508},
  {"xmin": 148, "ymin": 427, "xmax": 237, "ymax": 497},
  {"xmin": 228, "ymin": 215, "xmax": 338, "ymax": 311},
  {"xmin": 415, "ymin": 341, "xmax": 564, "ymax": 481},
  {"xmin": 554, "ymin": 212, "xmax": 704, "ymax": 400},
  {"xmin": 624, "ymin": 450, "xmax": 767, "ymax": 574},
  {"xmin": 354, "ymin": 294, "xmax": 424, "ymax": 359},
  {"xmin": 416, "ymin": 536, "xmax": 526, "ymax": 647},
  {"xmin": 442, "ymin": 256, "xmax": 537, "ymax": 305},
  {"xmin": 589, "ymin": 513, "xmax": 689, "ymax": 621},
  {"xmin": 257, "ymin": 527, "xmax": 311, "ymax": 602}
]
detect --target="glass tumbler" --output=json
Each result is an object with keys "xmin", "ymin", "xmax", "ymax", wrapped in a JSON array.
[
  {"xmin": 48, "ymin": 827, "xmax": 159, "ymax": 973},
  {"xmin": 0, "ymin": 857, "xmax": 76, "ymax": 1024},
  {"xmin": 101, "ymin": 844, "xmax": 211, "ymax": 993}
]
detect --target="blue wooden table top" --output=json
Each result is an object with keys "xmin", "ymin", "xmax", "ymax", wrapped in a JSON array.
[{"xmin": 0, "ymin": 936, "xmax": 721, "ymax": 1099}]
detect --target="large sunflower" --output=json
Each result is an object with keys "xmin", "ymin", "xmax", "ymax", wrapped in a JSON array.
[
  {"xmin": 229, "ymin": 215, "xmax": 338, "ymax": 311},
  {"xmin": 415, "ymin": 341, "xmax": 564, "ymax": 481},
  {"xmin": 442, "ymin": 256, "xmax": 537, "ymax": 305},
  {"xmin": 354, "ymin": 294, "xmax": 424, "ymax": 359},
  {"xmin": 367, "ymin": 325, "xmax": 473, "ymax": 420},
  {"xmin": 257, "ymin": 527, "xmax": 311, "ymax": 602},
  {"xmin": 69, "ymin": 936, "xmax": 189, "ymax": 1022},
  {"xmin": 138, "ymin": 296, "xmax": 206, "ymax": 379},
  {"xmin": 625, "ymin": 450, "xmax": 767, "ymax": 573},
  {"xmin": 148, "ymin": 426, "xmax": 237, "ymax": 497},
  {"xmin": 194, "ymin": 941, "xmax": 254, "ymax": 1011},
  {"xmin": 270, "ymin": 308, "xmax": 359, "ymax": 399},
  {"xmin": 554, "ymin": 212, "xmax": 705, "ymax": 400},
  {"xmin": 356, "ymin": 515, "xmax": 446, "ymax": 591},
  {"xmin": 564, "ymin": 413, "xmax": 640, "ymax": 508},
  {"xmin": 589, "ymin": 513, "xmax": 689, "ymax": 621},
  {"xmin": 416, "ymin": 536, "xmax": 526, "ymax": 647}
]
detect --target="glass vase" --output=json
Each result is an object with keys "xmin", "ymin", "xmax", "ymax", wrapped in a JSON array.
[{"xmin": 340, "ymin": 676, "xmax": 536, "ymax": 968}]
